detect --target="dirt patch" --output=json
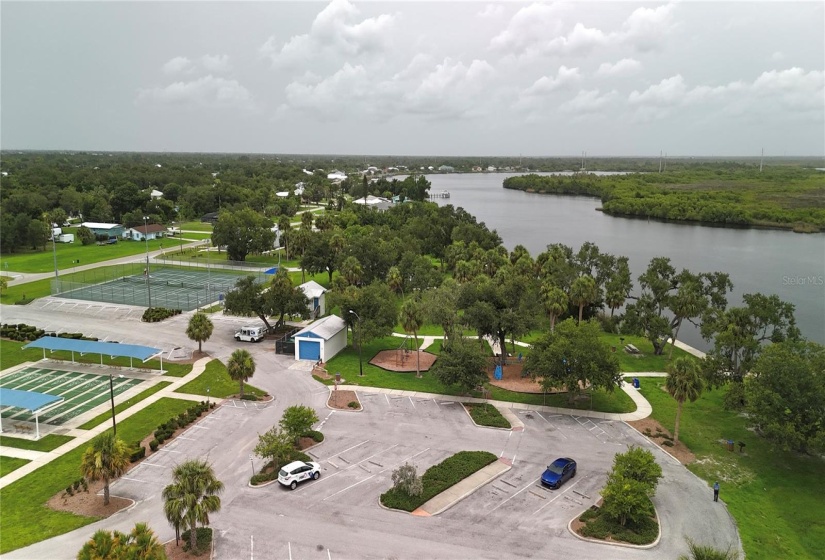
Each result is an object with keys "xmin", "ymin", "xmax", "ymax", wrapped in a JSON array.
[
  {"xmin": 164, "ymin": 539, "xmax": 211, "ymax": 560},
  {"xmin": 627, "ymin": 418, "xmax": 696, "ymax": 465},
  {"xmin": 369, "ymin": 349, "xmax": 438, "ymax": 373},
  {"xmin": 327, "ymin": 389, "xmax": 360, "ymax": 410},
  {"xmin": 47, "ymin": 478, "xmax": 133, "ymax": 519},
  {"xmin": 484, "ymin": 358, "xmax": 574, "ymax": 394}
]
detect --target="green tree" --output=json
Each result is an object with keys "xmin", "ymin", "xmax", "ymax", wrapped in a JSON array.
[
  {"xmin": 400, "ymin": 297, "xmax": 425, "ymax": 378},
  {"xmin": 600, "ymin": 446, "xmax": 662, "ymax": 527},
  {"xmin": 279, "ymin": 405, "xmax": 319, "ymax": 443},
  {"xmin": 665, "ymin": 357, "xmax": 703, "ymax": 442},
  {"xmin": 386, "ymin": 266, "xmax": 403, "ymax": 296},
  {"xmin": 253, "ymin": 427, "xmax": 294, "ymax": 466},
  {"xmin": 540, "ymin": 282, "xmax": 568, "ymax": 332},
  {"xmin": 340, "ymin": 256, "xmax": 363, "ymax": 287},
  {"xmin": 161, "ymin": 459, "xmax": 224, "ymax": 551},
  {"xmin": 424, "ymin": 279, "xmax": 461, "ymax": 347},
  {"xmin": 391, "ymin": 463, "xmax": 423, "ymax": 497},
  {"xmin": 227, "ymin": 349, "xmax": 255, "ymax": 398},
  {"xmin": 49, "ymin": 207, "xmax": 68, "ymax": 228},
  {"xmin": 77, "ymin": 225, "xmax": 96, "ymax": 246},
  {"xmin": 126, "ymin": 522, "xmax": 166, "ymax": 559},
  {"xmin": 277, "ymin": 215, "xmax": 291, "ymax": 259},
  {"xmin": 569, "ymin": 274, "xmax": 598, "ymax": 324},
  {"xmin": 525, "ymin": 319, "xmax": 622, "ymax": 405},
  {"xmin": 211, "ymin": 208, "xmax": 276, "ymax": 262},
  {"xmin": 0, "ymin": 276, "xmax": 7, "ymax": 294},
  {"xmin": 746, "ymin": 341, "xmax": 825, "ymax": 454},
  {"xmin": 430, "ymin": 336, "xmax": 488, "ymax": 394},
  {"xmin": 265, "ymin": 268, "xmax": 309, "ymax": 328},
  {"xmin": 186, "ymin": 312, "xmax": 214, "ymax": 353},
  {"xmin": 80, "ymin": 432, "xmax": 130, "ymax": 506},
  {"xmin": 77, "ymin": 529, "xmax": 124, "ymax": 560},
  {"xmin": 346, "ymin": 282, "xmax": 399, "ymax": 346}
]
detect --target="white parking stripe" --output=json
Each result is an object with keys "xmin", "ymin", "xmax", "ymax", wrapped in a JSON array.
[
  {"xmin": 490, "ymin": 477, "xmax": 541, "ymax": 512},
  {"xmin": 535, "ymin": 411, "xmax": 568, "ymax": 439},
  {"xmin": 533, "ymin": 478, "xmax": 583, "ymax": 515}
]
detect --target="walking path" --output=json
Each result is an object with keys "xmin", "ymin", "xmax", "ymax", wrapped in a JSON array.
[{"xmin": 0, "ymin": 356, "xmax": 212, "ymax": 490}]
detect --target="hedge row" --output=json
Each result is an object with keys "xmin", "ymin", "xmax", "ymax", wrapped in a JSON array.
[
  {"xmin": 1, "ymin": 323, "xmax": 98, "ymax": 342},
  {"xmin": 150, "ymin": 401, "xmax": 214, "ymax": 451},
  {"xmin": 142, "ymin": 307, "xmax": 182, "ymax": 322},
  {"xmin": 380, "ymin": 450, "xmax": 497, "ymax": 511}
]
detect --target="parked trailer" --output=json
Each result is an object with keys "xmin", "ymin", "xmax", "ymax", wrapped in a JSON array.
[{"xmin": 57, "ymin": 233, "xmax": 75, "ymax": 243}]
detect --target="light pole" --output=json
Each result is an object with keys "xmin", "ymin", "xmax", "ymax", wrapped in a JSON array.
[
  {"xmin": 143, "ymin": 216, "xmax": 152, "ymax": 309},
  {"xmin": 108, "ymin": 374, "xmax": 124, "ymax": 436},
  {"xmin": 348, "ymin": 310, "xmax": 363, "ymax": 377}
]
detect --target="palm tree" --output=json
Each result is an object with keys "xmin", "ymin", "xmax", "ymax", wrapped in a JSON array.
[
  {"xmin": 80, "ymin": 431, "xmax": 130, "ymax": 506},
  {"xmin": 77, "ymin": 529, "xmax": 123, "ymax": 560},
  {"xmin": 400, "ymin": 298, "xmax": 424, "ymax": 378},
  {"xmin": 387, "ymin": 266, "xmax": 403, "ymax": 297},
  {"xmin": 540, "ymin": 282, "xmax": 568, "ymax": 332},
  {"xmin": 569, "ymin": 274, "xmax": 598, "ymax": 324},
  {"xmin": 277, "ymin": 215, "xmax": 291, "ymax": 259},
  {"xmin": 227, "ymin": 349, "xmax": 255, "ymax": 398},
  {"xmin": 665, "ymin": 357, "xmax": 703, "ymax": 442},
  {"xmin": 186, "ymin": 311, "xmax": 214, "ymax": 354},
  {"xmin": 340, "ymin": 256, "xmax": 363, "ymax": 287},
  {"xmin": 164, "ymin": 489, "xmax": 185, "ymax": 546},
  {"xmin": 162, "ymin": 459, "xmax": 224, "ymax": 551},
  {"xmin": 126, "ymin": 523, "xmax": 166, "ymax": 559}
]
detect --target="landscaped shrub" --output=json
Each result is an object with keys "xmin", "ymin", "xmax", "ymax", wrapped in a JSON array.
[
  {"xmin": 464, "ymin": 403, "xmax": 511, "ymax": 429},
  {"xmin": 347, "ymin": 401, "xmax": 360, "ymax": 409},
  {"xmin": 380, "ymin": 451, "xmax": 497, "ymax": 511},
  {"xmin": 241, "ymin": 394, "xmax": 258, "ymax": 401},
  {"xmin": 129, "ymin": 446, "xmax": 146, "ymax": 462},
  {"xmin": 181, "ymin": 527, "xmax": 212, "ymax": 554},
  {"xmin": 303, "ymin": 430, "xmax": 324, "ymax": 443},
  {"xmin": 66, "ymin": 486, "xmax": 74, "ymax": 497},
  {"xmin": 0, "ymin": 323, "xmax": 45, "ymax": 341},
  {"xmin": 578, "ymin": 503, "xmax": 658, "ymax": 545},
  {"xmin": 149, "ymin": 439, "xmax": 159, "ymax": 452},
  {"xmin": 141, "ymin": 307, "xmax": 182, "ymax": 323}
]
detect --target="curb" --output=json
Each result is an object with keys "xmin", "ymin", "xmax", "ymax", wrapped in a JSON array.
[
  {"xmin": 567, "ymin": 503, "xmax": 662, "ymax": 550},
  {"xmin": 461, "ymin": 403, "xmax": 512, "ymax": 431},
  {"xmin": 325, "ymin": 387, "xmax": 363, "ymax": 412}
]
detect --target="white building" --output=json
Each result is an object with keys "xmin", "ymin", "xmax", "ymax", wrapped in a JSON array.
[
  {"xmin": 293, "ymin": 315, "xmax": 347, "ymax": 362},
  {"xmin": 299, "ymin": 280, "xmax": 327, "ymax": 318},
  {"xmin": 353, "ymin": 194, "xmax": 393, "ymax": 212},
  {"xmin": 150, "ymin": 189, "xmax": 164, "ymax": 199}
]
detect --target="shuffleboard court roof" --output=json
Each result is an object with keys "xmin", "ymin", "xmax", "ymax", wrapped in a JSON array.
[
  {"xmin": 0, "ymin": 388, "xmax": 63, "ymax": 412},
  {"xmin": 23, "ymin": 337, "xmax": 162, "ymax": 361}
]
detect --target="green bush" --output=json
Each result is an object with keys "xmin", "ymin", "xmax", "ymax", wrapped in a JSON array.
[
  {"xmin": 141, "ymin": 307, "xmax": 182, "ymax": 323},
  {"xmin": 347, "ymin": 401, "xmax": 360, "ymax": 409},
  {"xmin": 303, "ymin": 430, "xmax": 324, "ymax": 443},
  {"xmin": 380, "ymin": 451, "xmax": 496, "ymax": 511},
  {"xmin": 465, "ymin": 403, "xmax": 511, "ymax": 428},
  {"xmin": 149, "ymin": 439, "xmax": 159, "ymax": 452},
  {"xmin": 578, "ymin": 503, "xmax": 658, "ymax": 545},
  {"xmin": 241, "ymin": 394, "xmax": 258, "ymax": 401},
  {"xmin": 129, "ymin": 446, "xmax": 146, "ymax": 462},
  {"xmin": 181, "ymin": 527, "xmax": 212, "ymax": 554}
]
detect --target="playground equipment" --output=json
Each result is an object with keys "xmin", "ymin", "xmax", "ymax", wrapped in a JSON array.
[{"xmin": 396, "ymin": 335, "xmax": 415, "ymax": 367}]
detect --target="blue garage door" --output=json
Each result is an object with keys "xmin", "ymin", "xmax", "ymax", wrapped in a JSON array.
[{"xmin": 300, "ymin": 340, "xmax": 320, "ymax": 361}]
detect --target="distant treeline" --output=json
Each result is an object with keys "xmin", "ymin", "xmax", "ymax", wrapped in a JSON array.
[{"xmin": 503, "ymin": 167, "xmax": 825, "ymax": 233}]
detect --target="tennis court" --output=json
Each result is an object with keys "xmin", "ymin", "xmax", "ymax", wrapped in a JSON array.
[
  {"xmin": 52, "ymin": 266, "xmax": 265, "ymax": 311},
  {"xmin": 0, "ymin": 367, "xmax": 145, "ymax": 426}
]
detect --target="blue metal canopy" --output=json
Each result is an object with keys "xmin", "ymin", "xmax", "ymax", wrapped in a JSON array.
[
  {"xmin": 23, "ymin": 337, "xmax": 161, "ymax": 361},
  {"xmin": 0, "ymin": 388, "xmax": 63, "ymax": 412}
]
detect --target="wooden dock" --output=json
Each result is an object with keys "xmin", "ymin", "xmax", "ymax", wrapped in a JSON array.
[{"xmin": 429, "ymin": 191, "xmax": 450, "ymax": 199}]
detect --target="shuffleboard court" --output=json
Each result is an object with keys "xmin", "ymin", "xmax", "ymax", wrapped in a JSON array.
[{"xmin": 0, "ymin": 367, "xmax": 145, "ymax": 426}]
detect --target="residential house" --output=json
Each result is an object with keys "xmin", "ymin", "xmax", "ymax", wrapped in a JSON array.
[{"xmin": 126, "ymin": 223, "xmax": 166, "ymax": 241}]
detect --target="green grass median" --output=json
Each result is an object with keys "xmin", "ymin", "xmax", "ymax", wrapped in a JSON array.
[{"xmin": 0, "ymin": 457, "xmax": 31, "ymax": 477}]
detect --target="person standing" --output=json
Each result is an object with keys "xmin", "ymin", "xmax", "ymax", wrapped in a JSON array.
[{"xmin": 713, "ymin": 481, "xmax": 720, "ymax": 502}]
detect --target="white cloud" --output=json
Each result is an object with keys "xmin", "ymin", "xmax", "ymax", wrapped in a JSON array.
[
  {"xmin": 629, "ymin": 75, "xmax": 687, "ymax": 106},
  {"xmin": 620, "ymin": 4, "xmax": 677, "ymax": 51},
  {"xmin": 545, "ymin": 23, "xmax": 611, "ymax": 56},
  {"xmin": 560, "ymin": 89, "xmax": 618, "ymax": 114},
  {"xmin": 200, "ymin": 54, "xmax": 230, "ymax": 73},
  {"xmin": 405, "ymin": 58, "xmax": 495, "ymax": 118},
  {"xmin": 596, "ymin": 58, "xmax": 642, "ymax": 77},
  {"xmin": 522, "ymin": 66, "xmax": 580, "ymax": 96},
  {"xmin": 138, "ymin": 75, "xmax": 253, "ymax": 109},
  {"xmin": 261, "ymin": 0, "xmax": 396, "ymax": 67},
  {"xmin": 477, "ymin": 4, "xmax": 505, "ymax": 19},
  {"xmin": 162, "ymin": 56, "xmax": 193, "ymax": 75},
  {"xmin": 490, "ymin": 3, "xmax": 565, "ymax": 55}
]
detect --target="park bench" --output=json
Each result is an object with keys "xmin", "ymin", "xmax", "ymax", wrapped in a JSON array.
[{"xmin": 624, "ymin": 344, "xmax": 640, "ymax": 354}]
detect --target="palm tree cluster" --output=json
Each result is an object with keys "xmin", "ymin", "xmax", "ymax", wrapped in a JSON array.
[{"xmin": 162, "ymin": 459, "xmax": 224, "ymax": 551}]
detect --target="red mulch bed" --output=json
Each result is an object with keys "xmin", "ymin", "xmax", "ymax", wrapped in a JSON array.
[{"xmin": 369, "ymin": 349, "xmax": 437, "ymax": 373}]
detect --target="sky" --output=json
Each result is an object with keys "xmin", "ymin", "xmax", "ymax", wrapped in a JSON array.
[{"xmin": 1, "ymin": 1, "xmax": 823, "ymax": 156}]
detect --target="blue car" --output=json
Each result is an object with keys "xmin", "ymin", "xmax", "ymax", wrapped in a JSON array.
[{"xmin": 541, "ymin": 457, "xmax": 577, "ymax": 489}]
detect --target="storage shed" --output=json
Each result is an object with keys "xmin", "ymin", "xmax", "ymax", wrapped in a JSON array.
[
  {"xmin": 293, "ymin": 315, "xmax": 347, "ymax": 362},
  {"xmin": 298, "ymin": 280, "xmax": 327, "ymax": 319}
]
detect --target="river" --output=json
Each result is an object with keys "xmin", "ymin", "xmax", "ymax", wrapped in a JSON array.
[{"xmin": 421, "ymin": 172, "xmax": 825, "ymax": 351}]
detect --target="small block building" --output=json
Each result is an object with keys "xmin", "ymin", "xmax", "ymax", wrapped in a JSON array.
[
  {"xmin": 299, "ymin": 280, "xmax": 327, "ymax": 319},
  {"xmin": 293, "ymin": 315, "xmax": 347, "ymax": 362}
]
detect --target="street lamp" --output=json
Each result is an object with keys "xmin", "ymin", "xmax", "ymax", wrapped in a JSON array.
[
  {"xmin": 143, "ymin": 216, "xmax": 152, "ymax": 309},
  {"xmin": 348, "ymin": 310, "xmax": 363, "ymax": 377},
  {"xmin": 109, "ymin": 374, "xmax": 124, "ymax": 436}
]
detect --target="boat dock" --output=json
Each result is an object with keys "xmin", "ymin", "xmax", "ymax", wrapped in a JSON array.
[{"xmin": 429, "ymin": 190, "xmax": 450, "ymax": 199}]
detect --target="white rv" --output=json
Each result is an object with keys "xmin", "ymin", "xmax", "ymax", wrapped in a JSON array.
[{"xmin": 234, "ymin": 325, "xmax": 265, "ymax": 343}]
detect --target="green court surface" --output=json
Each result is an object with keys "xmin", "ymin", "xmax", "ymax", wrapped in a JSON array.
[
  {"xmin": 0, "ymin": 367, "xmax": 145, "ymax": 426},
  {"xmin": 52, "ymin": 267, "xmax": 264, "ymax": 311}
]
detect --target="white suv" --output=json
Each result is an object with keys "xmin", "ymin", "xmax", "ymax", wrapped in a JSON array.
[{"xmin": 278, "ymin": 460, "xmax": 321, "ymax": 490}]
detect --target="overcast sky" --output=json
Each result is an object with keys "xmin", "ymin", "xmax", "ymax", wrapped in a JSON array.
[{"xmin": 2, "ymin": 1, "xmax": 823, "ymax": 156}]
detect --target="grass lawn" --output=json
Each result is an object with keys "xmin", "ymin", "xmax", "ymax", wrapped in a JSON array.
[
  {"xmin": 0, "ymin": 339, "xmax": 45, "ymax": 369},
  {"xmin": 324, "ymin": 337, "xmax": 635, "ymax": 413},
  {"xmin": 600, "ymin": 333, "xmax": 698, "ymax": 372},
  {"xmin": 0, "ymin": 237, "xmax": 186, "ymax": 273},
  {"xmin": 177, "ymin": 232, "xmax": 212, "ymax": 241},
  {"xmin": 176, "ymin": 221, "xmax": 213, "ymax": 232},
  {"xmin": 175, "ymin": 359, "xmax": 267, "ymax": 398},
  {"xmin": 77, "ymin": 381, "xmax": 173, "ymax": 429},
  {"xmin": 464, "ymin": 403, "xmax": 511, "ymax": 428},
  {"xmin": 0, "ymin": 434, "xmax": 73, "ymax": 452},
  {"xmin": 0, "ymin": 456, "xmax": 30, "ymax": 477},
  {"xmin": 637, "ymin": 378, "xmax": 825, "ymax": 560},
  {"xmin": 0, "ymin": 397, "xmax": 194, "ymax": 554}
]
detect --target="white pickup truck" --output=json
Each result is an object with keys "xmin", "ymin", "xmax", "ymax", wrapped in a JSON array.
[{"xmin": 234, "ymin": 325, "xmax": 265, "ymax": 342}]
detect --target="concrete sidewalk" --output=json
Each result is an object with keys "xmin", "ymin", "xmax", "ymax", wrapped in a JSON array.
[
  {"xmin": 0, "ymin": 356, "xmax": 213, "ymax": 489},
  {"xmin": 412, "ymin": 457, "xmax": 512, "ymax": 516}
]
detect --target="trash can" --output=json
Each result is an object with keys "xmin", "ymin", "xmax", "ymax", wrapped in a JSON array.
[
  {"xmin": 727, "ymin": 439, "xmax": 734, "ymax": 451},
  {"xmin": 633, "ymin": 378, "xmax": 640, "ymax": 389}
]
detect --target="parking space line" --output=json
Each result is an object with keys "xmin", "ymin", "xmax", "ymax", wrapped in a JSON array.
[
  {"xmin": 139, "ymin": 462, "xmax": 166, "ymax": 468},
  {"xmin": 533, "ymin": 478, "xmax": 583, "ymax": 515},
  {"xmin": 535, "ymin": 411, "xmax": 568, "ymax": 439},
  {"xmin": 409, "ymin": 397, "xmax": 416, "ymax": 409},
  {"xmin": 121, "ymin": 476, "xmax": 147, "ymax": 483},
  {"xmin": 490, "ymin": 477, "xmax": 541, "ymax": 512},
  {"xmin": 288, "ymin": 541, "xmax": 292, "ymax": 560},
  {"xmin": 384, "ymin": 394, "xmax": 390, "ymax": 405}
]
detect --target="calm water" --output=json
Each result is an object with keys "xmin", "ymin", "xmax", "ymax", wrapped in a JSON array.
[{"xmin": 424, "ymin": 173, "xmax": 825, "ymax": 351}]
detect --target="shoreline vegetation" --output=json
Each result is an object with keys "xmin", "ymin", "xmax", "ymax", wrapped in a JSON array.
[{"xmin": 502, "ymin": 168, "xmax": 825, "ymax": 233}]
